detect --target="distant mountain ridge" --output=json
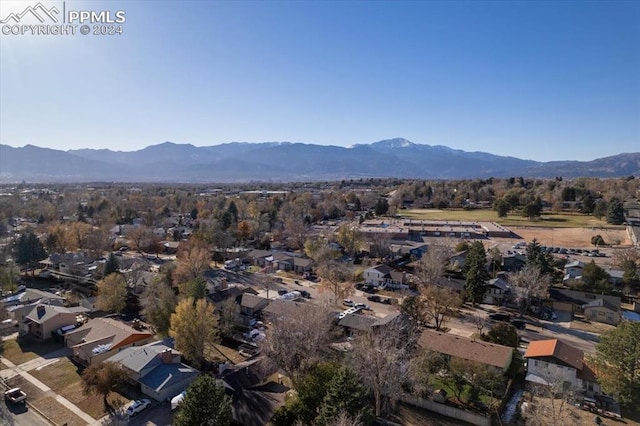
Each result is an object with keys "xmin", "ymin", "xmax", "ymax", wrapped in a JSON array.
[{"xmin": 1, "ymin": 138, "xmax": 638, "ymax": 182}]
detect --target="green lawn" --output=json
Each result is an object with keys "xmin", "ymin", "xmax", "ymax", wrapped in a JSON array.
[
  {"xmin": 401, "ymin": 209, "xmax": 621, "ymax": 229},
  {"xmin": 429, "ymin": 375, "xmax": 496, "ymax": 408}
]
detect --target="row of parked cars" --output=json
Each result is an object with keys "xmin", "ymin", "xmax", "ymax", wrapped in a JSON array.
[{"xmin": 543, "ymin": 246, "xmax": 605, "ymax": 257}]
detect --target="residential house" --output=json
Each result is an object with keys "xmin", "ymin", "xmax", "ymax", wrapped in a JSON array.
[
  {"xmin": 65, "ymin": 318, "xmax": 154, "ymax": 366},
  {"xmin": 418, "ymin": 329, "xmax": 513, "ymax": 373},
  {"xmin": 524, "ymin": 339, "xmax": 600, "ymax": 395},
  {"xmin": 549, "ymin": 288, "xmax": 621, "ymax": 319},
  {"xmin": 582, "ymin": 299, "xmax": 620, "ymax": 325},
  {"xmin": 3, "ymin": 289, "xmax": 66, "ymax": 323},
  {"xmin": 502, "ymin": 253, "xmax": 527, "ymax": 272},
  {"xmin": 221, "ymin": 357, "xmax": 286, "ymax": 426},
  {"xmin": 246, "ymin": 250, "xmax": 273, "ymax": 268},
  {"xmin": 603, "ymin": 268, "xmax": 624, "ymax": 287},
  {"xmin": 338, "ymin": 312, "xmax": 403, "ymax": 336},
  {"xmin": 20, "ymin": 304, "xmax": 89, "ymax": 340},
  {"xmin": 240, "ymin": 294, "xmax": 270, "ymax": 317},
  {"xmin": 363, "ymin": 264, "xmax": 409, "ymax": 290},
  {"xmin": 448, "ymin": 250, "xmax": 468, "ymax": 271},
  {"xmin": 270, "ymin": 252, "xmax": 312, "ymax": 274},
  {"xmin": 483, "ymin": 278, "xmax": 510, "ymax": 306},
  {"xmin": 389, "ymin": 241, "xmax": 428, "ymax": 259},
  {"xmin": 564, "ymin": 261, "xmax": 585, "ymax": 279},
  {"xmin": 106, "ymin": 341, "xmax": 199, "ymax": 402}
]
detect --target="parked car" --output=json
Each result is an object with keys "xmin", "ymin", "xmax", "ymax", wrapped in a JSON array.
[
  {"xmin": 488, "ymin": 313, "xmax": 511, "ymax": 322},
  {"xmin": 277, "ymin": 289, "xmax": 289, "ymax": 296},
  {"xmin": 126, "ymin": 399, "xmax": 151, "ymax": 417},
  {"xmin": 367, "ymin": 295, "xmax": 382, "ymax": 303},
  {"xmin": 355, "ymin": 303, "xmax": 371, "ymax": 310},
  {"xmin": 300, "ymin": 290, "xmax": 311, "ymax": 298},
  {"xmin": 343, "ymin": 299, "xmax": 355, "ymax": 307},
  {"xmin": 4, "ymin": 388, "xmax": 26, "ymax": 404},
  {"xmin": 511, "ymin": 319, "xmax": 527, "ymax": 330}
]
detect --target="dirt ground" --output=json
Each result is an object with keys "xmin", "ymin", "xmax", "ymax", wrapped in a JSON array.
[{"xmin": 500, "ymin": 227, "xmax": 631, "ymax": 249}]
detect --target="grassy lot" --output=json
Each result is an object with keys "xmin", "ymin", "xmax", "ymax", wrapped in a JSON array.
[
  {"xmin": 428, "ymin": 375, "xmax": 496, "ymax": 408},
  {"xmin": 6, "ymin": 375, "xmax": 86, "ymax": 426},
  {"xmin": 30, "ymin": 357, "xmax": 129, "ymax": 419},
  {"xmin": 0, "ymin": 339, "xmax": 63, "ymax": 365},
  {"xmin": 402, "ymin": 209, "xmax": 621, "ymax": 229}
]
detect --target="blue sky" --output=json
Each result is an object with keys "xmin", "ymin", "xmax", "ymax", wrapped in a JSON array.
[{"xmin": 1, "ymin": 0, "xmax": 638, "ymax": 161}]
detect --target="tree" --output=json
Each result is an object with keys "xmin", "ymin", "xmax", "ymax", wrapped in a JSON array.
[
  {"xmin": 96, "ymin": 273, "xmax": 128, "ymax": 313},
  {"xmin": 335, "ymin": 224, "xmax": 363, "ymax": 257},
  {"xmin": 522, "ymin": 197, "xmax": 543, "ymax": 219},
  {"xmin": 174, "ymin": 375, "xmax": 232, "ymax": 426},
  {"xmin": 103, "ymin": 252, "xmax": 119, "ymax": 277},
  {"xmin": 581, "ymin": 261, "xmax": 611, "ymax": 293},
  {"xmin": 509, "ymin": 264, "xmax": 550, "ymax": 315},
  {"xmin": 591, "ymin": 234, "xmax": 606, "ymax": 247},
  {"xmin": 350, "ymin": 320, "xmax": 415, "ymax": 417},
  {"xmin": 0, "ymin": 264, "xmax": 20, "ymax": 293},
  {"xmin": 400, "ymin": 295, "xmax": 426, "ymax": 326},
  {"xmin": 317, "ymin": 261, "xmax": 355, "ymax": 306},
  {"xmin": 606, "ymin": 197, "xmax": 625, "ymax": 225},
  {"xmin": 81, "ymin": 362, "xmax": 127, "ymax": 412},
  {"xmin": 14, "ymin": 229, "xmax": 47, "ymax": 271},
  {"xmin": 217, "ymin": 297, "xmax": 240, "ymax": 339},
  {"xmin": 589, "ymin": 322, "xmax": 640, "ymax": 407},
  {"xmin": 140, "ymin": 275, "xmax": 177, "ymax": 336},
  {"xmin": 526, "ymin": 238, "xmax": 554, "ymax": 276},
  {"xmin": 422, "ymin": 285, "xmax": 461, "ymax": 331},
  {"xmin": 494, "ymin": 198, "xmax": 509, "ymax": 218},
  {"xmin": 593, "ymin": 200, "xmax": 608, "ymax": 220},
  {"xmin": 316, "ymin": 367, "xmax": 373, "ymax": 426},
  {"xmin": 481, "ymin": 323, "xmax": 519, "ymax": 348},
  {"xmin": 374, "ymin": 198, "xmax": 389, "ymax": 216},
  {"xmin": 414, "ymin": 245, "xmax": 451, "ymax": 286},
  {"xmin": 169, "ymin": 297, "xmax": 218, "ymax": 368},
  {"xmin": 523, "ymin": 367, "xmax": 579, "ymax": 426},
  {"xmin": 173, "ymin": 242, "xmax": 211, "ymax": 293},
  {"xmin": 463, "ymin": 242, "xmax": 489, "ymax": 306},
  {"xmin": 261, "ymin": 302, "xmax": 335, "ymax": 383},
  {"xmin": 272, "ymin": 362, "xmax": 342, "ymax": 425}
]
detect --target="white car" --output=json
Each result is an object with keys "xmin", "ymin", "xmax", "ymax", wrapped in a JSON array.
[{"xmin": 126, "ymin": 399, "xmax": 151, "ymax": 417}]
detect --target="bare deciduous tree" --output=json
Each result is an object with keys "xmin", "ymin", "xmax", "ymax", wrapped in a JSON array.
[
  {"xmin": 414, "ymin": 245, "xmax": 452, "ymax": 286},
  {"xmin": 350, "ymin": 320, "xmax": 416, "ymax": 417},
  {"xmin": 261, "ymin": 301, "xmax": 335, "ymax": 383},
  {"xmin": 421, "ymin": 285, "xmax": 461, "ymax": 331},
  {"xmin": 317, "ymin": 261, "xmax": 355, "ymax": 306},
  {"xmin": 523, "ymin": 368, "xmax": 579, "ymax": 426},
  {"xmin": 509, "ymin": 264, "xmax": 550, "ymax": 315}
]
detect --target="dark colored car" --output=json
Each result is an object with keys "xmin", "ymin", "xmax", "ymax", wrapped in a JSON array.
[
  {"xmin": 367, "ymin": 295, "xmax": 382, "ymax": 303},
  {"xmin": 511, "ymin": 319, "xmax": 527, "ymax": 329},
  {"xmin": 488, "ymin": 313, "xmax": 511, "ymax": 322},
  {"xmin": 277, "ymin": 289, "xmax": 288, "ymax": 296}
]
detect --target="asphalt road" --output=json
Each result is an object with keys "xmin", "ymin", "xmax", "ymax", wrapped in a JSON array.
[{"xmin": 0, "ymin": 401, "xmax": 49, "ymax": 426}]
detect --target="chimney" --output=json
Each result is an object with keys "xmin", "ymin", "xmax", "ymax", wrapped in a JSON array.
[{"xmin": 161, "ymin": 348, "xmax": 173, "ymax": 364}]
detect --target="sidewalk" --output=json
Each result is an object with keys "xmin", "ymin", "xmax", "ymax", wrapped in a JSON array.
[{"xmin": 1, "ymin": 354, "xmax": 100, "ymax": 425}]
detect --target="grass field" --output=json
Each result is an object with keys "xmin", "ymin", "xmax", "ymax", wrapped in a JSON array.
[
  {"xmin": 0, "ymin": 339, "xmax": 62, "ymax": 365},
  {"xmin": 30, "ymin": 357, "xmax": 129, "ymax": 419},
  {"xmin": 402, "ymin": 209, "xmax": 623, "ymax": 229}
]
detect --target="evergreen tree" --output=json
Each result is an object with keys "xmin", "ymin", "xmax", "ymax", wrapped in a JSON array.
[
  {"xmin": 374, "ymin": 198, "xmax": 389, "ymax": 216},
  {"xmin": 494, "ymin": 198, "xmax": 509, "ymax": 218},
  {"xmin": 525, "ymin": 239, "xmax": 554, "ymax": 275},
  {"xmin": 593, "ymin": 200, "xmax": 608, "ymax": 220},
  {"xmin": 606, "ymin": 197, "xmax": 625, "ymax": 225},
  {"xmin": 581, "ymin": 192, "xmax": 595, "ymax": 214},
  {"xmin": 463, "ymin": 241, "xmax": 489, "ymax": 306},
  {"xmin": 316, "ymin": 367, "xmax": 373, "ymax": 426},
  {"xmin": 174, "ymin": 375, "xmax": 232, "ymax": 426},
  {"xmin": 103, "ymin": 252, "xmax": 119, "ymax": 277},
  {"xmin": 15, "ymin": 230, "xmax": 47, "ymax": 269}
]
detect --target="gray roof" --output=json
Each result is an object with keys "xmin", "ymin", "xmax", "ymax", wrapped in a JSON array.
[
  {"xmin": 241, "ymin": 294, "xmax": 270, "ymax": 310},
  {"xmin": 106, "ymin": 342, "xmax": 172, "ymax": 373},
  {"xmin": 338, "ymin": 314, "xmax": 376, "ymax": 331},
  {"xmin": 583, "ymin": 298, "xmax": 619, "ymax": 312},
  {"xmin": 25, "ymin": 304, "xmax": 87, "ymax": 324},
  {"xmin": 138, "ymin": 363, "xmax": 199, "ymax": 392}
]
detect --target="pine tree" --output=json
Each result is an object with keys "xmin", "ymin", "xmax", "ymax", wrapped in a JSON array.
[
  {"xmin": 174, "ymin": 375, "xmax": 231, "ymax": 426},
  {"xmin": 606, "ymin": 197, "xmax": 625, "ymax": 225},
  {"xmin": 103, "ymin": 252, "xmax": 119, "ymax": 277},
  {"xmin": 316, "ymin": 367, "xmax": 373, "ymax": 425},
  {"xmin": 463, "ymin": 241, "xmax": 489, "ymax": 306},
  {"xmin": 525, "ymin": 238, "xmax": 554, "ymax": 275}
]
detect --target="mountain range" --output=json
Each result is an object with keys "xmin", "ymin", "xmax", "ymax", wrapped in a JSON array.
[{"xmin": 1, "ymin": 139, "xmax": 638, "ymax": 183}]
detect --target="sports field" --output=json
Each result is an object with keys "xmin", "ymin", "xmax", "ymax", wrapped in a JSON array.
[{"xmin": 402, "ymin": 209, "xmax": 622, "ymax": 229}]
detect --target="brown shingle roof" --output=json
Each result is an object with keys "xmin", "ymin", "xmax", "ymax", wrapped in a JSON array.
[
  {"xmin": 524, "ymin": 339, "xmax": 584, "ymax": 371},
  {"xmin": 418, "ymin": 330, "xmax": 513, "ymax": 370}
]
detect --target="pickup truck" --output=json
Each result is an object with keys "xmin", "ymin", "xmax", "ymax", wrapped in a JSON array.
[{"xmin": 4, "ymin": 387, "xmax": 27, "ymax": 404}]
